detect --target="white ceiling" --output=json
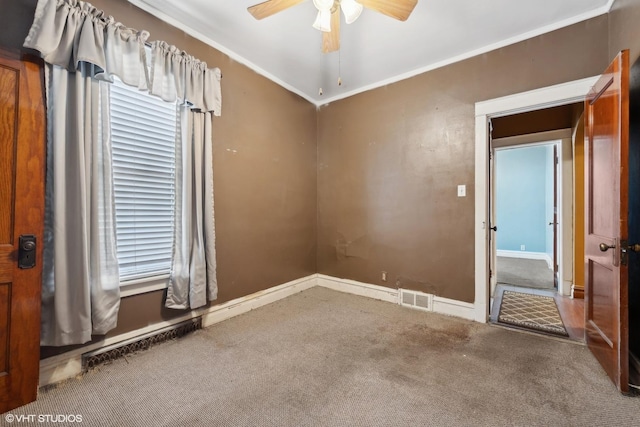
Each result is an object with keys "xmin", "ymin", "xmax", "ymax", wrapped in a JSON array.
[{"xmin": 128, "ymin": 0, "xmax": 614, "ymax": 106}]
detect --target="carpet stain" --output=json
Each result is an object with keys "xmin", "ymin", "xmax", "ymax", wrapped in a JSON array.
[
  {"xmin": 367, "ymin": 336, "xmax": 380, "ymax": 345},
  {"xmin": 368, "ymin": 347, "xmax": 392, "ymax": 361},
  {"xmin": 382, "ymin": 370, "xmax": 422, "ymax": 387},
  {"xmin": 396, "ymin": 322, "xmax": 472, "ymax": 351}
]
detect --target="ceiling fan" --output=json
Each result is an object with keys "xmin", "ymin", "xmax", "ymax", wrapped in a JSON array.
[{"xmin": 248, "ymin": 0, "xmax": 418, "ymax": 53}]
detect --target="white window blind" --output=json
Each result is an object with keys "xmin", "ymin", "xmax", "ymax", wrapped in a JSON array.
[{"xmin": 110, "ymin": 79, "xmax": 177, "ymax": 282}]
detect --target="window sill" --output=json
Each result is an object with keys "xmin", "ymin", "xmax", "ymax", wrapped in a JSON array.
[{"xmin": 120, "ymin": 274, "xmax": 170, "ymax": 298}]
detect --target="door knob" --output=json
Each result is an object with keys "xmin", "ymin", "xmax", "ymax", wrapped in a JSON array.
[
  {"xmin": 599, "ymin": 243, "xmax": 616, "ymax": 252},
  {"xmin": 490, "ymin": 226, "xmax": 497, "ymax": 231},
  {"xmin": 21, "ymin": 240, "xmax": 35, "ymax": 251},
  {"xmin": 626, "ymin": 243, "xmax": 640, "ymax": 252}
]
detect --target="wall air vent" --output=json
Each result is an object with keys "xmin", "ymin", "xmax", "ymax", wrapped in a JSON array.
[
  {"xmin": 398, "ymin": 289, "xmax": 433, "ymax": 312},
  {"xmin": 82, "ymin": 318, "xmax": 202, "ymax": 371}
]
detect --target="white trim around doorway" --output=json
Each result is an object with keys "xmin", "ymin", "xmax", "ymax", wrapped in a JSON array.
[{"xmin": 473, "ymin": 76, "xmax": 599, "ymax": 323}]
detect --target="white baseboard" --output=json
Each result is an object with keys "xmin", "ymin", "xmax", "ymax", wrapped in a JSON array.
[
  {"xmin": 200, "ymin": 275, "xmax": 316, "ymax": 328},
  {"xmin": 497, "ymin": 250, "xmax": 553, "ymax": 269},
  {"xmin": 561, "ymin": 280, "xmax": 573, "ymax": 297},
  {"xmin": 316, "ymin": 274, "xmax": 398, "ymax": 303},
  {"xmin": 39, "ymin": 310, "xmax": 207, "ymax": 387},
  {"xmin": 317, "ymin": 274, "xmax": 476, "ymax": 320},
  {"xmin": 40, "ymin": 273, "xmax": 476, "ymax": 387},
  {"xmin": 432, "ymin": 296, "xmax": 476, "ymax": 321}
]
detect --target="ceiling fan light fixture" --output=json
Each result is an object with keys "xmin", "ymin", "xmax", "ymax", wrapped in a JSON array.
[
  {"xmin": 312, "ymin": 0, "xmax": 335, "ymax": 32},
  {"xmin": 312, "ymin": 9, "xmax": 332, "ymax": 32},
  {"xmin": 312, "ymin": 0, "xmax": 334, "ymax": 12},
  {"xmin": 340, "ymin": 0, "xmax": 363, "ymax": 24}
]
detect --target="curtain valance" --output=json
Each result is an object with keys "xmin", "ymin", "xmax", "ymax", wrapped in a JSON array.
[
  {"xmin": 24, "ymin": 0, "xmax": 222, "ymax": 114},
  {"xmin": 24, "ymin": 0, "xmax": 149, "ymax": 88},
  {"xmin": 150, "ymin": 41, "xmax": 222, "ymax": 115}
]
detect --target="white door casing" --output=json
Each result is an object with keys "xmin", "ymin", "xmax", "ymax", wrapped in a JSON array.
[{"xmin": 474, "ymin": 76, "xmax": 599, "ymax": 323}]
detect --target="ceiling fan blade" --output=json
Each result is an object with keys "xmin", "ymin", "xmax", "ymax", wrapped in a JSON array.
[
  {"xmin": 358, "ymin": 0, "xmax": 418, "ymax": 21},
  {"xmin": 248, "ymin": 0, "xmax": 307, "ymax": 20},
  {"xmin": 322, "ymin": 7, "xmax": 340, "ymax": 53}
]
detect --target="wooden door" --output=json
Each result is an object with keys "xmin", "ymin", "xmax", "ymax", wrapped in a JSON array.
[
  {"xmin": 0, "ymin": 51, "xmax": 45, "ymax": 412},
  {"xmin": 584, "ymin": 50, "xmax": 629, "ymax": 393}
]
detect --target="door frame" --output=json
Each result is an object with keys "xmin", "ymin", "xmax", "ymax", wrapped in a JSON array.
[
  {"xmin": 474, "ymin": 76, "xmax": 598, "ymax": 322},
  {"xmin": 489, "ymin": 135, "xmax": 575, "ymax": 296}
]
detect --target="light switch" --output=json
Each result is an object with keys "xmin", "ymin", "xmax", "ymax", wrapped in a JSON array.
[{"xmin": 457, "ymin": 185, "xmax": 466, "ymax": 197}]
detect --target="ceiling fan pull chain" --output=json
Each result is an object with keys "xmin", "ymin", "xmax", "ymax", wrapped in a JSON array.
[{"xmin": 338, "ymin": 48, "xmax": 342, "ymax": 86}]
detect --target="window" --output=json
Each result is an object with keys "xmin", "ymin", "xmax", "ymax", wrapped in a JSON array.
[{"xmin": 110, "ymin": 79, "xmax": 177, "ymax": 283}]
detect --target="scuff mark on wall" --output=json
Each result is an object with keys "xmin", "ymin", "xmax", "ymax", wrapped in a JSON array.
[
  {"xmin": 395, "ymin": 275, "xmax": 444, "ymax": 297},
  {"xmin": 335, "ymin": 234, "xmax": 371, "ymax": 260}
]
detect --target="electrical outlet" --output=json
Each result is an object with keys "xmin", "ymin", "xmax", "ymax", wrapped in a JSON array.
[
  {"xmin": 381, "ymin": 271, "xmax": 387, "ymax": 282},
  {"xmin": 520, "ymin": 245, "xmax": 525, "ymax": 251},
  {"xmin": 457, "ymin": 185, "xmax": 466, "ymax": 197}
]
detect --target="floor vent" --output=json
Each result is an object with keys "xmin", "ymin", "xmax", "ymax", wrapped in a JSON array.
[
  {"xmin": 399, "ymin": 289, "xmax": 433, "ymax": 312},
  {"xmin": 82, "ymin": 318, "xmax": 202, "ymax": 371}
]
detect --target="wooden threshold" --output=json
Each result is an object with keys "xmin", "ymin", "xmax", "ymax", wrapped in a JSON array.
[{"xmin": 554, "ymin": 294, "xmax": 585, "ymax": 342}]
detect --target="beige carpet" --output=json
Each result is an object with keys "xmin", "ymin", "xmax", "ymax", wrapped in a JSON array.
[
  {"xmin": 6, "ymin": 287, "xmax": 639, "ymax": 426},
  {"xmin": 497, "ymin": 256, "xmax": 555, "ymax": 289},
  {"xmin": 498, "ymin": 290, "xmax": 568, "ymax": 337}
]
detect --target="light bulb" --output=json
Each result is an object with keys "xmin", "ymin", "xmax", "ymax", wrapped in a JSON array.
[
  {"xmin": 313, "ymin": 0, "xmax": 334, "ymax": 12},
  {"xmin": 312, "ymin": 10, "xmax": 332, "ymax": 32},
  {"xmin": 340, "ymin": 0, "xmax": 363, "ymax": 24}
]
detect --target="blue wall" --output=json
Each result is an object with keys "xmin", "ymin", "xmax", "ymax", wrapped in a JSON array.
[{"xmin": 495, "ymin": 145, "xmax": 554, "ymax": 253}]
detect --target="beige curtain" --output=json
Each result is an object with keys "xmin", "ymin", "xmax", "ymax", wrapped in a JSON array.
[
  {"xmin": 149, "ymin": 41, "xmax": 222, "ymax": 114},
  {"xmin": 38, "ymin": 63, "xmax": 121, "ymax": 346},
  {"xmin": 152, "ymin": 40, "xmax": 221, "ymax": 309},
  {"xmin": 149, "ymin": 41, "xmax": 221, "ymax": 310},
  {"xmin": 166, "ymin": 108, "xmax": 218, "ymax": 309},
  {"xmin": 25, "ymin": 1, "xmax": 222, "ymax": 340},
  {"xmin": 24, "ymin": 0, "xmax": 150, "ymax": 346},
  {"xmin": 25, "ymin": 0, "xmax": 149, "ymax": 87}
]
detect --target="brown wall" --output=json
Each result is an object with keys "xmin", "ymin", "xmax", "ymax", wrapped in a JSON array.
[
  {"xmin": 492, "ymin": 104, "xmax": 575, "ymax": 140},
  {"xmin": 0, "ymin": 0, "xmax": 317, "ymax": 355},
  {"xmin": 609, "ymin": 0, "xmax": 640, "ymax": 64},
  {"xmin": 317, "ymin": 17, "xmax": 610, "ymax": 303}
]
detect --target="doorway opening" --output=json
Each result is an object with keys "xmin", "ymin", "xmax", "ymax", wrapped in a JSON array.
[
  {"xmin": 488, "ymin": 130, "xmax": 583, "ymax": 340},
  {"xmin": 493, "ymin": 141, "xmax": 559, "ymax": 291},
  {"xmin": 474, "ymin": 78, "xmax": 595, "ymax": 338}
]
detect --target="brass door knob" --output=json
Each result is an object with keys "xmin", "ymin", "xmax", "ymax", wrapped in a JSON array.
[
  {"xmin": 626, "ymin": 243, "xmax": 640, "ymax": 252},
  {"xmin": 599, "ymin": 243, "xmax": 616, "ymax": 252}
]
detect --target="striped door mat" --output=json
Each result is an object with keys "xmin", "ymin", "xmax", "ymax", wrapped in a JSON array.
[{"xmin": 498, "ymin": 291, "xmax": 568, "ymax": 337}]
